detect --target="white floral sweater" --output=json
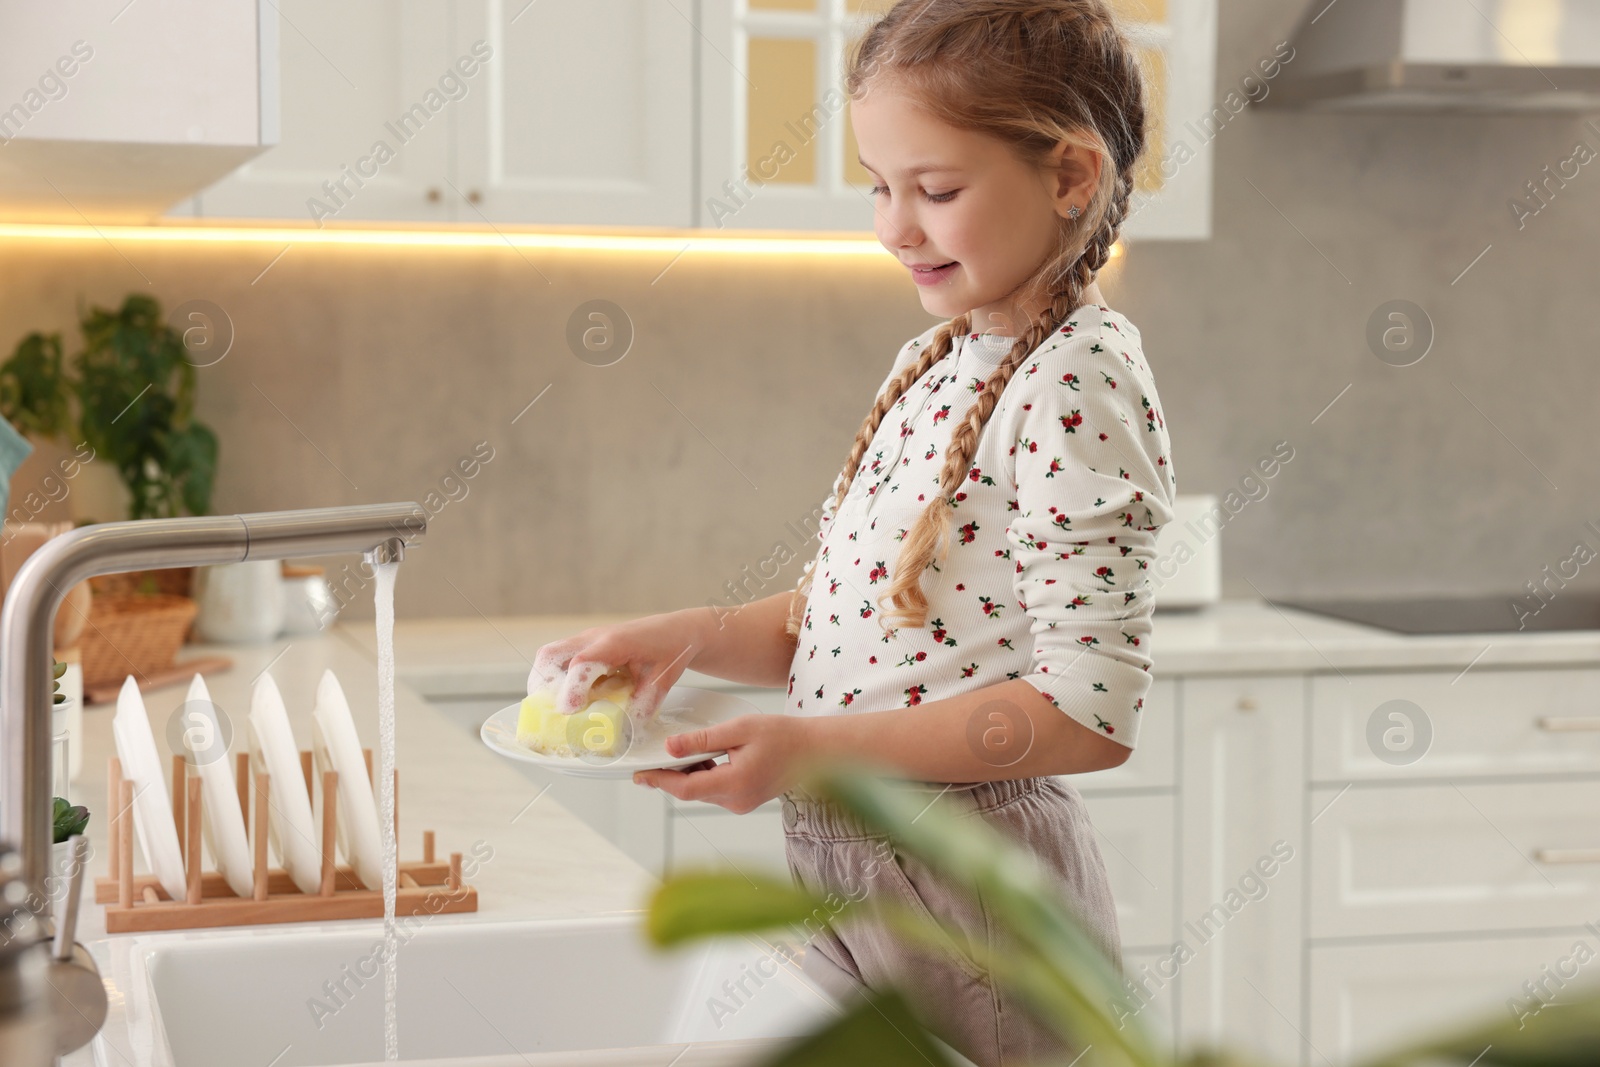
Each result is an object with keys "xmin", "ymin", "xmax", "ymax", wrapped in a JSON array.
[{"xmin": 786, "ymin": 303, "xmax": 1177, "ymax": 750}]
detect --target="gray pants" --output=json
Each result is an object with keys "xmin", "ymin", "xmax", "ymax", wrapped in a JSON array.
[{"xmin": 781, "ymin": 776, "xmax": 1122, "ymax": 1067}]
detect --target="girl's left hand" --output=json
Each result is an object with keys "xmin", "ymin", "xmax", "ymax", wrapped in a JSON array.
[{"xmin": 633, "ymin": 713, "xmax": 810, "ymax": 814}]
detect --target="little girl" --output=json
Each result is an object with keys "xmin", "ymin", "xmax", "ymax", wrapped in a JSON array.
[{"xmin": 533, "ymin": 2, "xmax": 1175, "ymax": 1062}]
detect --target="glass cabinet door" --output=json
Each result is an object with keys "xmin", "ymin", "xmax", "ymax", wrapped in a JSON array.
[
  {"xmin": 699, "ymin": 0, "xmax": 1214, "ymax": 239},
  {"xmin": 699, "ymin": 0, "xmax": 894, "ymax": 231}
]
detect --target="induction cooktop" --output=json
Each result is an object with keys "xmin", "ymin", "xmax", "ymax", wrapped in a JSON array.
[{"xmin": 1279, "ymin": 593, "xmax": 1600, "ymax": 635}]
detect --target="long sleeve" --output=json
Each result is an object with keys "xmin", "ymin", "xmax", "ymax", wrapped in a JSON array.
[{"xmin": 997, "ymin": 319, "xmax": 1175, "ymax": 749}]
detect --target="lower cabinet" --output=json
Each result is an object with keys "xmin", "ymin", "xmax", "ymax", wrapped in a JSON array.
[
  {"xmin": 667, "ymin": 802, "xmax": 787, "ymax": 876},
  {"xmin": 1307, "ymin": 934, "xmax": 1595, "ymax": 1064},
  {"xmin": 429, "ymin": 662, "xmax": 1600, "ymax": 1065},
  {"xmin": 1120, "ymin": 947, "xmax": 1182, "ymax": 1056},
  {"xmin": 1175, "ymin": 674, "xmax": 1307, "ymax": 1067}
]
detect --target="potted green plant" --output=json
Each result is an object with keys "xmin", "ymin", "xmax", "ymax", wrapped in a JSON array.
[
  {"xmin": 1, "ymin": 296, "xmax": 220, "ymax": 690},
  {"xmin": 73, "ymin": 294, "xmax": 217, "ymax": 524},
  {"xmin": 0, "ymin": 293, "xmax": 219, "ymax": 532},
  {"xmin": 648, "ymin": 767, "xmax": 1600, "ymax": 1067}
]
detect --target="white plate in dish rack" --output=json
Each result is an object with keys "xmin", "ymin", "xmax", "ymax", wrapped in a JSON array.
[
  {"xmin": 480, "ymin": 686, "xmax": 759, "ymax": 779},
  {"xmin": 111, "ymin": 677, "xmax": 188, "ymax": 902}
]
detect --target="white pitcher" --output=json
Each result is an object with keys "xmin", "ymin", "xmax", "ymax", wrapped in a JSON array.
[{"xmin": 193, "ymin": 560, "xmax": 286, "ymax": 644}]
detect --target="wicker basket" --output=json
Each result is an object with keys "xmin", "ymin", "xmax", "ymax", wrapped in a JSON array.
[
  {"xmin": 80, "ymin": 593, "xmax": 199, "ymax": 690},
  {"xmin": 88, "ymin": 567, "xmax": 194, "ymax": 598}
]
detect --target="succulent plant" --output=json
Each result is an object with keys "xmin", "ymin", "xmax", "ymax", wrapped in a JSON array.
[{"xmin": 52, "ymin": 796, "xmax": 89, "ymax": 844}]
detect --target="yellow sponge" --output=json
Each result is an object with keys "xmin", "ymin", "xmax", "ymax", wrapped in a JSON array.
[{"xmin": 517, "ymin": 671, "xmax": 635, "ymax": 758}]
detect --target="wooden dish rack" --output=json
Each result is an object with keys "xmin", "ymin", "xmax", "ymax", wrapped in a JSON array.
[{"xmin": 94, "ymin": 748, "xmax": 479, "ymax": 933}]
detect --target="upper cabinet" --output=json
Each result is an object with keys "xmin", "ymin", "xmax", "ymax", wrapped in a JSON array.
[
  {"xmin": 0, "ymin": 0, "xmax": 275, "ymax": 223},
  {"xmin": 188, "ymin": 0, "xmax": 694, "ymax": 226},
  {"xmin": 180, "ymin": 0, "xmax": 1215, "ymax": 239},
  {"xmin": 1108, "ymin": 0, "xmax": 1218, "ymax": 241},
  {"xmin": 696, "ymin": 0, "xmax": 891, "ymax": 232},
  {"xmin": 696, "ymin": 0, "xmax": 1216, "ymax": 238},
  {"xmin": 182, "ymin": 2, "xmax": 467, "ymax": 223},
  {"xmin": 453, "ymin": 0, "xmax": 696, "ymax": 227}
]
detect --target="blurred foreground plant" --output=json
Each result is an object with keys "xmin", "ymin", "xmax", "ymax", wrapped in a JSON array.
[{"xmin": 647, "ymin": 766, "xmax": 1600, "ymax": 1067}]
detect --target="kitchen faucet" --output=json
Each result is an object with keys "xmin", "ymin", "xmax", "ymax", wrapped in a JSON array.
[{"xmin": 0, "ymin": 502, "xmax": 425, "ymax": 1065}]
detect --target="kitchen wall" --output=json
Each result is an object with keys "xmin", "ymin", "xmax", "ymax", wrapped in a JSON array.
[{"xmin": 2, "ymin": 0, "xmax": 1598, "ymax": 626}]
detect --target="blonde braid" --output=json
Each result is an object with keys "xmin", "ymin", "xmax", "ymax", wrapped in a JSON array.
[{"xmin": 783, "ymin": 312, "xmax": 972, "ymax": 639}]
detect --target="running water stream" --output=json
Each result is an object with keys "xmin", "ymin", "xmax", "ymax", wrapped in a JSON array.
[{"xmin": 374, "ymin": 560, "xmax": 400, "ymax": 1060}]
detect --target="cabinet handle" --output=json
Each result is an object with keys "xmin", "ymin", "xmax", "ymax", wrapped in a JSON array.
[
  {"xmin": 1533, "ymin": 848, "xmax": 1600, "ymax": 865},
  {"xmin": 467, "ymin": 189, "xmax": 483, "ymax": 205},
  {"xmin": 1537, "ymin": 716, "xmax": 1600, "ymax": 732},
  {"xmin": 1237, "ymin": 697, "xmax": 1257, "ymax": 712},
  {"xmin": 426, "ymin": 187, "xmax": 442, "ymax": 203}
]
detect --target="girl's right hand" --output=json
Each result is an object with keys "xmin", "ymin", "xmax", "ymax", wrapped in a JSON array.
[{"xmin": 529, "ymin": 610, "xmax": 708, "ymax": 722}]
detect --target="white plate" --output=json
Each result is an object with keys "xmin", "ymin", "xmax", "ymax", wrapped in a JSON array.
[
  {"xmin": 310, "ymin": 669, "xmax": 384, "ymax": 892},
  {"xmin": 178, "ymin": 674, "xmax": 253, "ymax": 899},
  {"xmin": 248, "ymin": 672, "xmax": 322, "ymax": 895},
  {"xmin": 481, "ymin": 687, "xmax": 758, "ymax": 779},
  {"xmin": 111, "ymin": 677, "xmax": 188, "ymax": 902}
]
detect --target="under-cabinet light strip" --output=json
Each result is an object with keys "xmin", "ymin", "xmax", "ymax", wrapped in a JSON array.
[{"xmin": 0, "ymin": 221, "xmax": 888, "ymax": 255}]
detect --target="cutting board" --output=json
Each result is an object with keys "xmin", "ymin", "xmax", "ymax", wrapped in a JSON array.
[{"xmin": 84, "ymin": 656, "xmax": 233, "ymax": 706}]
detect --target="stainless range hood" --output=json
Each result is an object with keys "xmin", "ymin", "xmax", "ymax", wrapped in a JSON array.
[{"xmin": 1264, "ymin": 0, "xmax": 1600, "ymax": 112}]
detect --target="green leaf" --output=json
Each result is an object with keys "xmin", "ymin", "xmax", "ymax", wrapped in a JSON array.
[
  {"xmin": 52, "ymin": 797, "xmax": 89, "ymax": 844},
  {"xmin": 166, "ymin": 420, "xmax": 218, "ymax": 517},
  {"xmin": 757, "ymin": 987, "xmax": 962, "ymax": 1067},
  {"xmin": 1358, "ymin": 980, "xmax": 1600, "ymax": 1067},
  {"xmin": 647, "ymin": 870, "xmax": 853, "ymax": 948},
  {"xmin": 72, "ymin": 294, "xmax": 218, "ymax": 519},
  {"xmin": 0, "ymin": 331, "xmax": 70, "ymax": 439}
]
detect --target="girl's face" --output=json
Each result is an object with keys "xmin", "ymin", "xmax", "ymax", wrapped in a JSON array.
[{"xmin": 851, "ymin": 86, "xmax": 1096, "ymax": 336}]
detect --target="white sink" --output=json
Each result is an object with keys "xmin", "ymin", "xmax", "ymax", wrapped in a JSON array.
[{"xmin": 94, "ymin": 914, "xmax": 840, "ymax": 1066}]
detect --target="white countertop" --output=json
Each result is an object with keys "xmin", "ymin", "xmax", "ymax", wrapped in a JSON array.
[{"xmin": 337, "ymin": 599, "xmax": 1600, "ymax": 700}]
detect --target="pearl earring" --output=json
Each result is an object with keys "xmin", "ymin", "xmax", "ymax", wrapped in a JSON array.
[{"xmin": 1067, "ymin": 205, "xmax": 1081, "ymax": 219}]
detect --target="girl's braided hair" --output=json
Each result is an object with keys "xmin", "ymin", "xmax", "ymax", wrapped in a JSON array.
[{"xmin": 784, "ymin": 0, "xmax": 1148, "ymax": 639}]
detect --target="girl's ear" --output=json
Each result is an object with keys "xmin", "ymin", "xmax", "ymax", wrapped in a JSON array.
[{"xmin": 1047, "ymin": 138, "xmax": 1103, "ymax": 221}]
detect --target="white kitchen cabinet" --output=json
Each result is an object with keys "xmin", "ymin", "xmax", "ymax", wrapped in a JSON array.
[
  {"xmin": 187, "ymin": 0, "xmax": 694, "ymax": 226},
  {"xmin": 1121, "ymin": 947, "xmax": 1181, "ymax": 1057},
  {"xmin": 1109, "ymin": 0, "xmax": 1219, "ymax": 242},
  {"xmin": 1310, "ymin": 668, "xmax": 1600, "ymax": 782},
  {"xmin": 186, "ymin": 1, "xmax": 469, "ymax": 223},
  {"xmin": 1309, "ymin": 778, "xmax": 1600, "ymax": 940},
  {"xmin": 668, "ymin": 802, "xmax": 788, "ymax": 875},
  {"xmin": 696, "ymin": 0, "xmax": 1216, "ymax": 239},
  {"xmin": 451, "ymin": 0, "xmax": 696, "ymax": 227},
  {"xmin": 1078, "ymin": 792, "xmax": 1177, "ymax": 951},
  {"xmin": 0, "ymin": 0, "xmax": 276, "ymax": 221},
  {"xmin": 1175, "ymin": 675, "xmax": 1306, "ymax": 1067},
  {"xmin": 1307, "ymin": 935, "xmax": 1591, "ymax": 1065},
  {"xmin": 175, "ymin": 1, "xmax": 1214, "ymax": 235}
]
